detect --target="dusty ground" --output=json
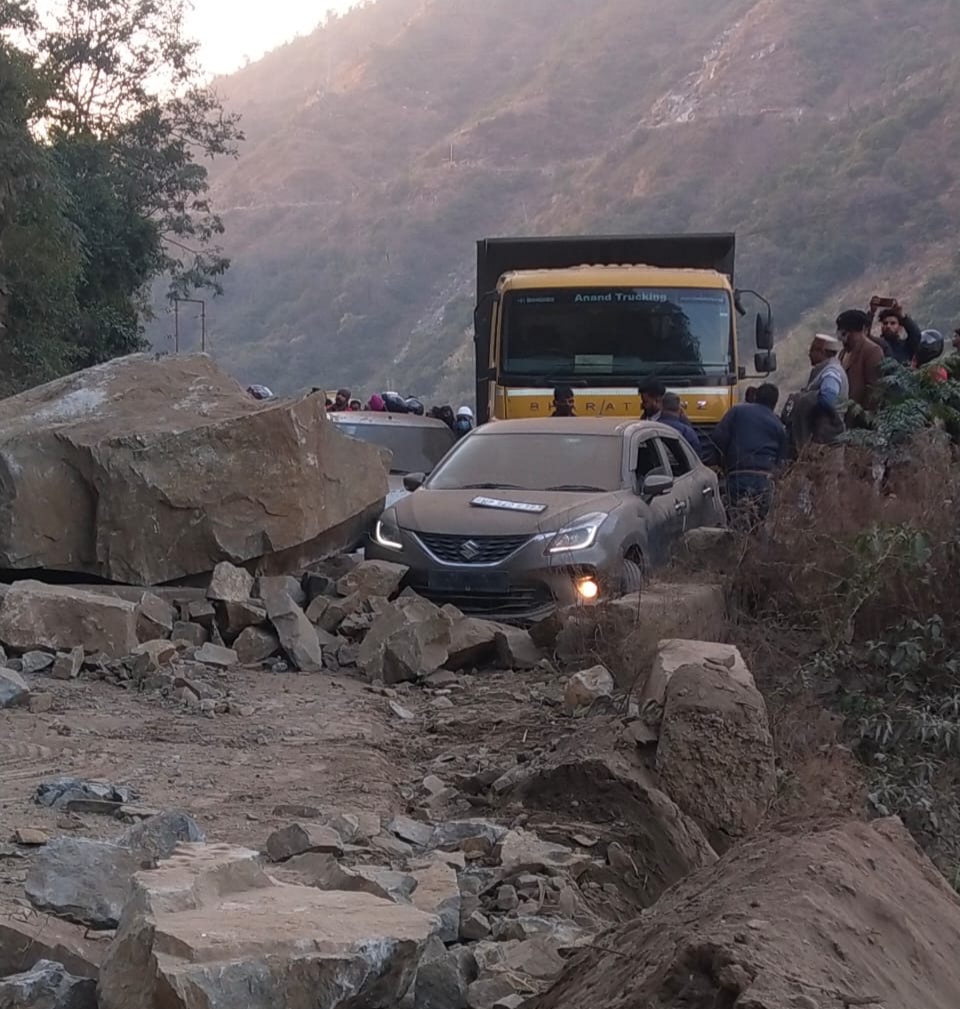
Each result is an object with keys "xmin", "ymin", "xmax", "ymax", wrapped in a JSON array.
[{"xmin": 0, "ymin": 662, "xmax": 568, "ymax": 909}]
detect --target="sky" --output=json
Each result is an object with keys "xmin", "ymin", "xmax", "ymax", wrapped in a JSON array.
[{"xmin": 187, "ymin": 0, "xmax": 363, "ymax": 76}]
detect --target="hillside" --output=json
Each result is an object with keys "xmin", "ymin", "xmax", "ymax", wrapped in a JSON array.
[{"xmin": 173, "ymin": 0, "xmax": 960, "ymax": 403}]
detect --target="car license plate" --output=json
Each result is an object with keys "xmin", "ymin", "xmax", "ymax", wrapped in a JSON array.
[{"xmin": 427, "ymin": 570, "xmax": 509, "ymax": 594}]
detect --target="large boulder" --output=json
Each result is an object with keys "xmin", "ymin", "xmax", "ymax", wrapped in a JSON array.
[
  {"xmin": 0, "ymin": 354, "xmax": 388, "ymax": 583},
  {"xmin": 97, "ymin": 843, "xmax": 438, "ymax": 1009},
  {"xmin": 529, "ymin": 818, "xmax": 960, "ymax": 1009},
  {"xmin": 25, "ymin": 810, "xmax": 204, "ymax": 928},
  {"xmin": 0, "ymin": 582, "xmax": 138, "ymax": 658},
  {"xmin": 655, "ymin": 658, "xmax": 776, "ymax": 852},
  {"xmin": 639, "ymin": 639, "xmax": 754, "ymax": 712}
]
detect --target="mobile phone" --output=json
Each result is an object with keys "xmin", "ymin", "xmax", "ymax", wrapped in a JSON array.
[{"xmin": 874, "ymin": 296, "xmax": 896, "ymax": 308}]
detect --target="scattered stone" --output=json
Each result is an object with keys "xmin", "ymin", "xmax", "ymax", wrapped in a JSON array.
[
  {"xmin": 430, "ymin": 820, "xmax": 509, "ymax": 850},
  {"xmin": 425, "ymin": 669, "xmax": 460, "ymax": 688},
  {"xmin": 187, "ymin": 599, "xmax": 216, "ymax": 628},
  {"xmin": 446, "ymin": 618, "xmax": 501, "ymax": 671},
  {"xmin": 233, "ymin": 625, "xmax": 280, "ymax": 664},
  {"xmin": 21, "ymin": 650, "xmax": 55, "ymax": 674},
  {"xmin": 431, "ymin": 695, "xmax": 455, "ymax": 710},
  {"xmin": 12, "ymin": 827, "xmax": 49, "ymax": 846},
  {"xmin": 312, "ymin": 591, "xmax": 361, "ymax": 632},
  {"xmin": 497, "ymin": 830, "xmax": 593, "ymax": 876},
  {"xmin": 0, "ymin": 667, "xmax": 29, "ymax": 708},
  {"xmin": 494, "ymin": 627, "xmax": 543, "ymax": 670},
  {"xmin": 194, "ymin": 642, "xmax": 238, "ymax": 668},
  {"xmin": 358, "ymin": 596, "xmax": 453, "ymax": 682},
  {"xmin": 390, "ymin": 700, "xmax": 416, "ymax": 721},
  {"xmin": 131, "ymin": 639, "xmax": 178, "ymax": 673},
  {"xmin": 97, "ymin": 842, "xmax": 437, "ymax": 1009},
  {"xmin": 304, "ymin": 570, "xmax": 336, "ymax": 601},
  {"xmin": 135, "ymin": 591, "xmax": 175, "ymax": 642},
  {"xmin": 372, "ymin": 832, "xmax": 416, "ymax": 859},
  {"xmin": 656, "ymin": 659, "xmax": 777, "ymax": 853},
  {"xmin": 461, "ymin": 909, "xmax": 492, "ymax": 941},
  {"xmin": 257, "ymin": 574, "xmax": 307, "ymax": 608},
  {"xmin": 415, "ymin": 938, "xmax": 478, "ymax": 1009},
  {"xmin": 338, "ymin": 558, "xmax": 408, "ymax": 599},
  {"xmin": 29, "ymin": 691, "xmax": 54, "ymax": 713},
  {"xmin": 640, "ymin": 639, "xmax": 754, "ymax": 712},
  {"xmin": 388, "ymin": 815, "xmax": 434, "ymax": 848},
  {"xmin": 264, "ymin": 589, "xmax": 323, "ymax": 672},
  {"xmin": 676, "ymin": 526, "xmax": 737, "ymax": 566},
  {"xmin": 411, "ymin": 859, "xmax": 461, "ymax": 943},
  {"xmin": 171, "ymin": 620, "xmax": 208, "ymax": 647},
  {"xmin": 338, "ymin": 642, "xmax": 359, "ymax": 666},
  {"xmin": 492, "ymin": 997, "xmax": 525, "ymax": 1009},
  {"xmin": 563, "ymin": 664, "xmax": 615, "ymax": 714},
  {"xmin": 25, "ymin": 809, "xmax": 204, "ymax": 928},
  {"xmin": 216, "ymin": 599, "xmax": 266, "ymax": 637},
  {"xmin": 35, "ymin": 778, "xmax": 139, "ymax": 811},
  {"xmin": 51, "ymin": 646, "xmax": 85, "ymax": 681},
  {"xmin": 207, "ymin": 560, "xmax": 255, "ymax": 602},
  {"xmin": 0, "ymin": 582, "xmax": 138, "ymax": 658},
  {"xmin": 423, "ymin": 774, "xmax": 447, "ymax": 796},
  {"xmin": 0, "ymin": 958, "xmax": 97, "ymax": 1009},
  {"xmin": 496, "ymin": 885, "xmax": 520, "ymax": 912},
  {"xmin": 624, "ymin": 720, "xmax": 659, "ymax": 745},
  {"xmin": 265, "ymin": 822, "xmax": 344, "ymax": 862}
]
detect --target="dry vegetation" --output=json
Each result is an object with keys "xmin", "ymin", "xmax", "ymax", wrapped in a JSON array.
[{"xmin": 729, "ymin": 433, "xmax": 960, "ymax": 882}]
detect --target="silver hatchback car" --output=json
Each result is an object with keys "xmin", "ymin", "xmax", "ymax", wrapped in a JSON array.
[{"xmin": 365, "ymin": 417, "xmax": 725, "ymax": 622}]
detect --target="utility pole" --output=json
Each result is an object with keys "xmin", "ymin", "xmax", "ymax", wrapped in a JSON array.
[{"xmin": 172, "ymin": 297, "xmax": 206, "ymax": 353}]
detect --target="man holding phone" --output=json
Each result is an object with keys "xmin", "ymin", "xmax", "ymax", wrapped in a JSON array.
[{"xmin": 867, "ymin": 296, "xmax": 922, "ymax": 365}]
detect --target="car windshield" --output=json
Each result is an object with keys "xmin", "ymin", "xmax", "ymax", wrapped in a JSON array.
[
  {"xmin": 333, "ymin": 420, "xmax": 454, "ymax": 473},
  {"xmin": 425, "ymin": 432, "xmax": 623, "ymax": 492},
  {"xmin": 501, "ymin": 286, "xmax": 732, "ymax": 378}
]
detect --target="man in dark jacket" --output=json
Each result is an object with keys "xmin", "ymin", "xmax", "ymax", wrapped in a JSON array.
[
  {"xmin": 867, "ymin": 298, "xmax": 922, "ymax": 365},
  {"xmin": 712, "ymin": 382, "xmax": 787, "ymax": 529},
  {"xmin": 657, "ymin": 392, "xmax": 701, "ymax": 454}
]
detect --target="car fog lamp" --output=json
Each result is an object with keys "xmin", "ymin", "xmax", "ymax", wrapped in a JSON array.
[{"xmin": 576, "ymin": 577, "xmax": 600, "ymax": 601}]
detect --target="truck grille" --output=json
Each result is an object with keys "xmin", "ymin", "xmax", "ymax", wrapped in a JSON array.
[{"xmin": 415, "ymin": 532, "xmax": 531, "ymax": 565}]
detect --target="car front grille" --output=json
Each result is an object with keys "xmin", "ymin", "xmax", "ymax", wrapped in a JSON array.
[
  {"xmin": 408, "ymin": 578, "xmax": 554, "ymax": 620},
  {"xmin": 415, "ymin": 532, "xmax": 531, "ymax": 565}
]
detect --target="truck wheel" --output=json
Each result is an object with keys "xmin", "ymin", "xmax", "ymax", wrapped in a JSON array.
[{"xmin": 620, "ymin": 557, "xmax": 645, "ymax": 594}]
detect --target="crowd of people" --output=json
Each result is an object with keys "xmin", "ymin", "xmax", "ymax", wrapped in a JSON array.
[
  {"xmin": 551, "ymin": 297, "xmax": 955, "ymax": 529},
  {"xmin": 325, "ymin": 387, "xmax": 475, "ymax": 438}
]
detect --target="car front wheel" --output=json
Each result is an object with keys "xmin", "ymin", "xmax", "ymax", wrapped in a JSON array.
[{"xmin": 620, "ymin": 556, "xmax": 645, "ymax": 594}]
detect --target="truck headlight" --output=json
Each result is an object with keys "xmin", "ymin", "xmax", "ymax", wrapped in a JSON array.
[
  {"xmin": 373, "ymin": 515, "xmax": 403, "ymax": 551},
  {"xmin": 545, "ymin": 512, "xmax": 608, "ymax": 554}
]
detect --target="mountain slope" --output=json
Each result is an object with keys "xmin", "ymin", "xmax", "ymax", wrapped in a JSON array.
[{"xmin": 175, "ymin": 0, "xmax": 960, "ymax": 402}]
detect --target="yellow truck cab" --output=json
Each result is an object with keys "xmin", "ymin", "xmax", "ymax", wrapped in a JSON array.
[{"xmin": 473, "ymin": 235, "xmax": 776, "ymax": 434}]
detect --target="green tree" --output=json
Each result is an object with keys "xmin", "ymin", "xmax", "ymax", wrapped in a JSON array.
[{"xmin": 0, "ymin": 0, "xmax": 242, "ymax": 393}]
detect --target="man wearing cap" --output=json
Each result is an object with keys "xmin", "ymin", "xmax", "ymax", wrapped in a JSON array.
[
  {"xmin": 806, "ymin": 333, "xmax": 849, "ymax": 408},
  {"xmin": 782, "ymin": 333, "xmax": 849, "ymax": 452}
]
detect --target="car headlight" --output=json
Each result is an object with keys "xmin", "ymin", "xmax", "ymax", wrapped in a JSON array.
[
  {"xmin": 373, "ymin": 515, "xmax": 403, "ymax": 551},
  {"xmin": 545, "ymin": 512, "xmax": 608, "ymax": 554}
]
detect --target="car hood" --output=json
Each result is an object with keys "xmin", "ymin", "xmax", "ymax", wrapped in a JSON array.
[{"xmin": 393, "ymin": 488, "xmax": 623, "ymax": 536}]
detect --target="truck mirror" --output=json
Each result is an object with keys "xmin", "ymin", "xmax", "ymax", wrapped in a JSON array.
[
  {"xmin": 755, "ymin": 312, "xmax": 774, "ymax": 351},
  {"xmin": 754, "ymin": 350, "xmax": 777, "ymax": 374}
]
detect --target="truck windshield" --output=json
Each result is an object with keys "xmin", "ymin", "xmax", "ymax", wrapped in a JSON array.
[{"xmin": 501, "ymin": 287, "xmax": 732, "ymax": 378}]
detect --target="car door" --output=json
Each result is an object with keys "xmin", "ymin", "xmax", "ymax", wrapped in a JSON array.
[
  {"xmin": 628, "ymin": 432, "xmax": 680, "ymax": 566},
  {"xmin": 655, "ymin": 434, "xmax": 703, "ymax": 532}
]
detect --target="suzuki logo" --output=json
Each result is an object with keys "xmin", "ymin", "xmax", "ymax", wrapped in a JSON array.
[{"xmin": 460, "ymin": 540, "xmax": 481, "ymax": 561}]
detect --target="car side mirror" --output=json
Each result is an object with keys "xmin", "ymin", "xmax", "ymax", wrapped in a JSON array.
[
  {"xmin": 755, "ymin": 312, "xmax": 774, "ymax": 351},
  {"xmin": 754, "ymin": 350, "xmax": 777, "ymax": 374},
  {"xmin": 640, "ymin": 473, "xmax": 674, "ymax": 499},
  {"xmin": 403, "ymin": 472, "xmax": 425, "ymax": 492}
]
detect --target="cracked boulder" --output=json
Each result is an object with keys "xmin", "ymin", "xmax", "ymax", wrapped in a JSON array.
[
  {"xmin": 97, "ymin": 842, "xmax": 438, "ymax": 1009},
  {"xmin": 0, "ymin": 353, "xmax": 387, "ymax": 582}
]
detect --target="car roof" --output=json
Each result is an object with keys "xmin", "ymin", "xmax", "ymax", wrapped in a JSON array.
[
  {"xmin": 329, "ymin": 411, "xmax": 451, "ymax": 430},
  {"xmin": 471, "ymin": 417, "xmax": 681, "ymax": 438}
]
